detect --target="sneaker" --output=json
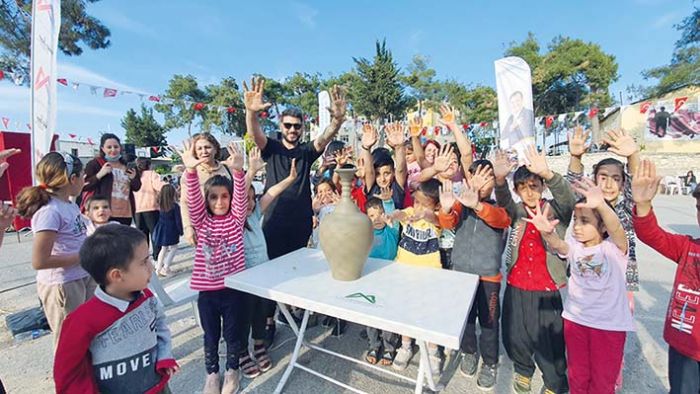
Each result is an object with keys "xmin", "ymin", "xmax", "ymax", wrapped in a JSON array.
[
  {"xmin": 239, "ymin": 354, "xmax": 261, "ymax": 379},
  {"xmin": 392, "ymin": 346, "xmax": 413, "ymax": 371},
  {"xmin": 222, "ymin": 369, "xmax": 240, "ymax": 394},
  {"xmin": 513, "ymin": 373, "xmax": 532, "ymax": 393},
  {"xmin": 202, "ymin": 372, "xmax": 220, "ymax": 394},
  {"xmin": 459, "ymin": 352, "xmax": 478, "ymax": 377},
  {"xmin": 429, "ymin": 353, "xmax": 442, "ymax": 376},
  {"xmin": 476, "ymin": 363, "xmax": 497, "ymax": 391}
]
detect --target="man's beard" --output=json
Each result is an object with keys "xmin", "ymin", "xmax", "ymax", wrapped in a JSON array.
[{"xmin": 283, "ymin": 132, "xmax": 300, "ymax": 145}]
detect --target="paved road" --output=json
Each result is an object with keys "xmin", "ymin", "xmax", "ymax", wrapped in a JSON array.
[{"xmin": 0, "ymin": 194, "xmax": 696, "ymax": 393}]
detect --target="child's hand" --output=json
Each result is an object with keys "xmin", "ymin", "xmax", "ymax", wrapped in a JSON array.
[
  {"xmin": 384, "ymin": 122, "xmax": 405, "ymax": 148},
  {"xmin": 523, "ymin": 203, "xmax": 560, "ymax": 234},
  {"xmin": 248, "ymin": 147, "xmax": 266, "ymax": 174},
  {"xmin": 0, "ymin": 203, "xmax": 17, "ymax": 230},
  {"xmin": 243, "ymin": 77, "xmax": 273, "ymax": 113},
  {"xmin": 568, "ymin": 126, "xmax": 590, "ymax": 158},
  {"xmin": 602, "ymin": 129, "xmax": 639, "ymax": 158},
  {"xmin": 572, "ymin": 178, "xmax": 605, "ymax": 210},
  {"xmin": 524, "ymin": 144, "xmax": 553, "ymax": 180},
  {"xmin": 172, "ymin": 140, "xmax": 207, "ymax": 171},
  {"xmin": 631, "ymin": 159, "xmax": 661, "ymax": 205},
  {"xmin": 468, "ymin": 164, "xmax": 494, "ymax": 192},
  {"xmin": 433, "ymin": 144, "xmax": 454, "ymax": 173},
  {"xmin": 0, "ymin": 148, "xmax": 20, "ymax": 179},
  {"xmin": 387, "ymin": 210, "xmax": 407, "ymax": 223},
  {"xmin": 312, "ymin": 193, "xmax": 323, "ymax": 213},
  {"xmin": 439, "ymin": 179, "xmax": 456, "ymax": 213},
  {"xmin": 361, "ymin": 123, "xmax": 378, "ymax": 150},
  {"xmin": 223, "ymin": 143, "xmax": 245, "ymax": 171},
  {"xmin": 373, "ymin": 186, "xmax": 392, "ymax": 201},
  {"xmin": 438, "ymin": 104, "xmax": 457, "ymax": 127},
  {"xmin": 492, "ymin": 149, "xmax": 515, "ymax": 182},
  {"xmin": 456, "ymin": 179, "xmax": 480, "ymax": 209},
  {"xmin": 335, "ymin": 147, "xmax": 353, "ymax": 167},
  {"xmin": 408, "ymin": 115, "xmax": 422, "ymax": 138},
  {"xmin": 163, "ymin": 366, "xmax": 180, "ymax": 376}
]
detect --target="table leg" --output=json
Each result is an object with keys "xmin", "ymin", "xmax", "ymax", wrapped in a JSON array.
[
  {"xmin": 414, "ymin": 349, "xmax": 426, "ymax": 394},
  {"xmin": 277, "ymin": 302, "xmax": 300, "ymax": 336},
  {"xmin": 417, "ymin": 341, "xmax": 443, "ymax": 392},
  {"xmin": 274, "ymin": 307, "xmax": 310, "ymax": 394}
]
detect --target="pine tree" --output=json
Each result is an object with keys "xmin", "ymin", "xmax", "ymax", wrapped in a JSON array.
[{"xmin": 352, "ymin": 39, "xmax": 406, "ymax": 121}]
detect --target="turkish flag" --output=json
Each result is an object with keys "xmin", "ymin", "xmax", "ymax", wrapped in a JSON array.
[
  {"xmin": 148, "ymin": 96, "xmax": 161, "ymax": 102},
  {"xmin": 479, "ymin": 122, "xmax": 489, "ymax": 128},
  {"xmin": 103, "ymin": 88, "xmax": 117, "ymax": 97},
  {"xmin": 545, "ymin": 116, "xmax": 554, "ymax": 128},
  {"xmin": 674, "ymin": 96, "xmax": 688, "ymax": 112},
  {"xmin": 87, "ymin": 138, "xmax": 95, "ymax": 145},
  {"xmin": 588, "ymin": 107, "xmax": 599, "ymax": 118},
  {"xmin": 57, "ymin": 78, "xmax": 68, "ymax": 86},
  {"xmin": 1, "ymin": 117, "xmax": 8, "ymax": 129},
  {"xmin": 0, "ymin": 70, "xmax": 4, "ymax": 80},
  {"xmin": 227, "ymin": 107, "xmax": 236, "ymax": 113},
  {"xmin": 640, "ymin": 101, "xmax": 651, "ymax": 114},
  {"xmin": 68, "ymin": 133, "xmax": 77, "ymax": 139}
]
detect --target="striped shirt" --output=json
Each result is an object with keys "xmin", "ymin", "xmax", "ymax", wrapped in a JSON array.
[{"xmin": 186, "ymin": 169, "xmax": 247, "ymax": 291}]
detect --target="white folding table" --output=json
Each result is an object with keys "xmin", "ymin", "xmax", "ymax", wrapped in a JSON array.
[{"xmin": 225, "ymin": 248, "xmax": 479, "ymax": 393}]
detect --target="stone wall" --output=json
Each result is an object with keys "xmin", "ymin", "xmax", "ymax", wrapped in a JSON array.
[{"xmin": 546, "ymin": 152, "xmax": 699, "ymax": 177}]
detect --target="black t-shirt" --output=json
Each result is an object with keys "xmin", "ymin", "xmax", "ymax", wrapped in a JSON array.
[{"xmin": 261, "ymin": 138, "xmax": 322, "ymax": 225}]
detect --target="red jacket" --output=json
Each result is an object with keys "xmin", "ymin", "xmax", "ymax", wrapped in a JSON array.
[{"xmin": 634, "ymin": 208, "xmax": 700, "ymax": 361}]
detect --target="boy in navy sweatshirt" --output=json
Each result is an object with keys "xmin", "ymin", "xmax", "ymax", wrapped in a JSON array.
[{"xmin": 54, "ymin": 224, "xmax": 178, "ymax": 394}]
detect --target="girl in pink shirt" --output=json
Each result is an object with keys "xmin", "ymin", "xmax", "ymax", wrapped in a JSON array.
[
  {"xmin": 175, "ymin": 139, "xmax": 247, "ymax": 394},
  {"xmin": 525, "ymin": 178, "xmax": 632, "ymax": 394}
]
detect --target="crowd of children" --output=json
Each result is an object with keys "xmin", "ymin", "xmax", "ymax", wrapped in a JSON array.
[{"xmin": 2, "ymin": 93, "xmax": 699, "ymax": 393}]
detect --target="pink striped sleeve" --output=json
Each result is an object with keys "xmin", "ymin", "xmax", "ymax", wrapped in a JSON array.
[
  {"xmin": 229, "ymin": 170, "xmax": 248, "ymax": 226},
  {"xmin": 186, "ymin": 171, "xmax": 206, "ymax": 229}
]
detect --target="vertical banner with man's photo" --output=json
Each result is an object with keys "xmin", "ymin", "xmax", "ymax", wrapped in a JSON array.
[
  {"xmin": 495, "ymin": 57, "xmax": 535, "ymax": 159},
  {"xmin": 315, "ymin": 90, "xmax": 331, "ymax": 142},
  {"xmin": 30, "ymin": 0, "xmax": 61, "ymax": 180}
]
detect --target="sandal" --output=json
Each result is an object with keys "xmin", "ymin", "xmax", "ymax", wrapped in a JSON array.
[
  {"xmin": 365, "ymin": 348, "xmax": 380, "ymax": 365},
  {"xmin": 380, "ymin": 350, "xmax": 395, "ymax": 366},
  {"xmin": 253, "ymin": 345, "xmax": 273, "ymax": 372},
  {"xmin": 239, "ymin": 353, "xmax": 261, "ymax": 379}
]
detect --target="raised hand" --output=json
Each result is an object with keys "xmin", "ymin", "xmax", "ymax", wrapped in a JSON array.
[
  {"xmin": 432, "ymin": 144, "xmax": 454, "ymax": 173},
  {"xmin": 523, "ymin": 203, "xmax": 560, "ymax": 234},
  {"xmin": 525, "ymin": 144, "xmax": 552, "ymax": 179},
  {"xmin": 384, "ymin": 122, "xmax": 406, "ymax": 148},
  {"xmin": 327, "ymin": 85, "xmax": 347, "ymax": 122},
  {"xmin": 572, "ymin": 177, "xmax": 605, "ymax": 209},
  {"xmin": 334, "ymin": 147, "xmax": 353, "ymax": 168},
  {"xmin": 408, "ymin": 115, "xmax": 423, "ymax": 138},
  {"xmin": 568, "ymin": 126, "xmax": 591, "ymax": 158},
  {"xmin": 242, "ymin": 77, "xmax": 273, "ymax": 113},
  {"xmin": 0, "ymin": 148, "xmax": 20, "ymax": 179},
  {"xmin": 286, "ymin": 158, "xmax": 298, "ymax": 181},
  {"xmin": 438, "ymin": 104, "xmax": 457, "ymax": 127},
  {"xmin": 96, "ymin": 162, "xmax": 113, "ymax": 179},
  {"xmin": 631, "ymin": 159, "xmax": 662, "ymax": 205},
  {"xmin": 223, "ymin": 143, "xmax": 245, "ymax": 171},
  {"xmin": 468, "ymin": 164, "xmax": 494, "ymax": 192},
  {"xmin": 492, "ymin": 149, "xmax": 515, "ymax": 181},
  {"xmin": 0, "ymin": 202, "xmax": 17, "ymax": 230},
  {"xmin": 439, "ymin": 179, "xmax": 456, "ymax": 212},
  {"xmin": 373, "ymin": 186, "xmax": 393, "ymax": 201},
  {"xmin": 125, "ymin": 168, "xmax": 137, "ymax": 180},
  {"xmin": 602, "ymin": 129, "xmax": 639, "ymax": 158},
  {"xmin": 361, "ymin": 123, "xmax": 378, "ymax": 150},
  {"xmin": 455, "ymin": 179, "xmax": 480, "ymax": 209},
  {"xmin": 248, "ymin": 147, "xmax": 266, "ymax": 174}
]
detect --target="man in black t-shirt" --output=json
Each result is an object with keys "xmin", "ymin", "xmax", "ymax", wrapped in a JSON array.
[{"xmin": 244, "ymin": 78, "xmax": 347, "ymax": 259}]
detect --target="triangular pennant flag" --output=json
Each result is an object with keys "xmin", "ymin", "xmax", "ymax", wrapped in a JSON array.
[
  {"xmin": 90, "ymin": 86, "xmax": 98, "ymax": 95},
  {"xmin": 10, "ymin": 71, "xmax": 24, "ymax": 85},
  {"xmin": 103, "ymin": 88, "xmax": 117, "ymax": 97},
  {"xmin": 87, "ymin": 138, "xmax": 95, "ymax": 145},
  {"xmin": 0, "ymin": 70, "xmax": 4, "ymax": 80},
  {"xmin": 71, "ymin": 82, "xmax": 79, "ymax": 91},
  {"xmin": 57, "ymin": 78, "xmax": 68, "ymax": 86},
  {"xmin": 588, "ymin": 107, "xmax": 599, "ymax": 118},
  {"xmin": 558, "ymin": 113, "xmax": 567, "ymax": 122},
  {"xmin": 674, "ymin": 96, "xmax": 688, "ymax": 112},
  {"xmin": 545, "ymin": 116, "xmax": 554, "ymax": 128},
  {"xmin": 68, "ymin": 133, "xmax": 77, "ymax": 139},
  {"xmin": 26, "ymin": 123, "xmax": 31, "ymax": 130},
  {"xmin": 640, "ymin": 101, "xmax": 651, "ymax": 114},
  {"xmin": 1, "ymin": 117, "xmax": 8, "ymax": 129}
]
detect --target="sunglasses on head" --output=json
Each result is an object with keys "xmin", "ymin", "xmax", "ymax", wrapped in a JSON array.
[{"xmin": 283, "ymin": 122, "xmax": 302, "ymax": 131}]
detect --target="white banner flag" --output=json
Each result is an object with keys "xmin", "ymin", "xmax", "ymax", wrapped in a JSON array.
[
  {"xmin": 495, "ymin": 57, "xmax": 535, "ymax": 158},
  {"xmin": 30, "ymin": 0, "xmax": 61, "ymax": 174},
  {"xmin": 315, "ymin": 90, "xmax": 331, "ymax": 141}
]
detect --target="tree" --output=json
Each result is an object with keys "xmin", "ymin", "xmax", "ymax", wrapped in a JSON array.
[
  {"xmin": 283, "ymin": 72, "xmax": 323, "ymax": 119},
  {"xmin": 642, "ymin": 7, "xmax": 699, "ymax": 96},
  {"xmin": 204, "ymin": 77, "xmax": 246, "ymax": 136},
  {"xmin": 122, "ymin": 104, "xmax": 166, "ymax": 150},
  {"xmin": 402, "ymin": 54, "xmax": 441, "ymax": 109},
  {"xmin": 0, "ymin": 0, "xmax": 111, "ymax": 82},
  {"xmin": 352, "ymin": 39, "xmax": 407, "ymax": 121},
  {"xmin": 154, "ymin": 75, "xmax": 207, "ymax": 137},
  {"xmin": 505, "ymin": 33, "xmax": 618, "ymax": 115}
]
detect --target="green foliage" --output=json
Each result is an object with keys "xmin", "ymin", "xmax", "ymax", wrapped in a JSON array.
[
  {"xmin": 505, "ymin": 33, "xmax": 618, "ymax": 115},
  {"xmin": 0, "ymin": 0, "xmax": 111, "ymax": 81},
  {"xmin": 122, "ymin": 104, "xmax": 166, "ymax": 151},
  {"xmin": 351, "ymin": 39, "xmax": 407, "ymax": 121},
  {"xmin": 154, "ymin": 166, "xmax": 169, "ymax": 175}
]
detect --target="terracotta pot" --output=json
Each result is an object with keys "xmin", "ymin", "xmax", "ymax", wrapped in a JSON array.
[{"xmin": 319, "ymin": 167, "xmax": 373, "ymax": 281}]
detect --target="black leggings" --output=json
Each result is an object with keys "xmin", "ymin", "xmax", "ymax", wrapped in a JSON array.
[
  {"xmin": 135, "ymin": 210, "xmax": 160, "ymax": 258},
  {"xmin": 198, "ymin": 288, "xmax": 245, "ymax": 373},
  {"xmin": 239, "ymin": 293, "xmax": 276, "ymax": 352}
]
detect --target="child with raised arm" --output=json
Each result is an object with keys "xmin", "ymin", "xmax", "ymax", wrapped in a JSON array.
[
  {"xmin": 363, "ymin": 122, "xmax": 411, "ymax": 213},
  {"xmin": 54, "ymin": 225, "xmax": 178, "ymax": 394},
  {"xmin": 176, "ymin": 139, "xmax": 248, "ymax": 394},
  {"xmin": 493, "ymin": 146, "xmax": 575, "ymax": 394},
  {"xmin": 525, "ymin": 178, "xmax": 633, "ymax": 394},
  {"xmin": 238, "ymin": 147, "xmax": 297, "ymax": 379},
  {"xmin": 437, "ymin": 161, "xmax": 510, "ymax": 390},
  {"xmin": 632, "ymin": 160, "xmax": 700, "ymax": 394}
]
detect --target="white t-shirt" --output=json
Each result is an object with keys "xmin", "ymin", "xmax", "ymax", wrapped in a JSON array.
[{"xmin": 561, "ymin": 236, "xmax": 635, "ymax": 332}]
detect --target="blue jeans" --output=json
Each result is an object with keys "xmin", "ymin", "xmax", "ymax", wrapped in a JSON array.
[{"xmin": 669, "ymin": 345, "xmax": 700, "ymax": 394}]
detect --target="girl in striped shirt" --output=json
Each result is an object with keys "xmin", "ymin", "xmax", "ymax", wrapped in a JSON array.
[{"xmin": 176, "ymin": 139, "xmax": 248, "ymax": 394}]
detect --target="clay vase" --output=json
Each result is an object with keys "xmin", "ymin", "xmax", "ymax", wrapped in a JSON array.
[{"xmin": 319, "ymin": 167, "xmax": 374, "ymax": 281}]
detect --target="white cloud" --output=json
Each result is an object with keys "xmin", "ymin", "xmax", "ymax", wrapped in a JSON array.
[
  {"xmin": 292, "ymin": 2, "xmax": 319, "ymax": 29},
  {"xmin": 652, "ymin": 11, "xmax": 679, "ymax": 29},
  {"xmin": 58, "ymin": 62, "xmax": 146, "ymax": 94}
]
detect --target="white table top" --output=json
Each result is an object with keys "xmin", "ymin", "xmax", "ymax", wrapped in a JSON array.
[{"xmin": 225, "ymin": 248, "xmax": 479, "ymax": 349}]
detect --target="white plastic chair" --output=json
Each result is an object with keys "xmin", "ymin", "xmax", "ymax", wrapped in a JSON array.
[
  {"xmin": 148, "ymin": 272, "xmax": 201, "ymax": 328},
  {"xmin": 661, "ymin": 176, "xmax": 679, "ymax": 195}
]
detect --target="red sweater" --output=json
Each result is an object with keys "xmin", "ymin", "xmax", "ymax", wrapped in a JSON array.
[
  {"xmin": 186, "ymin": 170, "xmax": 247, "ymax": 291},
  {"xmin": 634, "ymin": 208, "xmax": 700, "ymax": 361}
]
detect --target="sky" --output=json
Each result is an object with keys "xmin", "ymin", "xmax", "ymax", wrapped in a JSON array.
[{"xmin": 0, "ymin": 0, "xmax": 694, "ymax": 146}]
